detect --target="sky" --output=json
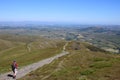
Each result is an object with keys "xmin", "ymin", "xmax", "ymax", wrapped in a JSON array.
[{"xmin": 0, "ymin": 0, "xmax": 120, "ymax": 25}]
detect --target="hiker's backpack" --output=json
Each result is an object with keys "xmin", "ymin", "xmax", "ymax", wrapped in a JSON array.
[{"xmin": 11, "ymin": 63, "xmax": 16, "ymax": 69}]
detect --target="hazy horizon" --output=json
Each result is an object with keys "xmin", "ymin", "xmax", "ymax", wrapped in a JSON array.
[{"xmin": 0, "ymin": 21, "xmax": 120, "ymax": 26}]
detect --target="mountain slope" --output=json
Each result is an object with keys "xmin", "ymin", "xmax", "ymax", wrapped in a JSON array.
[
  {"xmin": 19, "ymin": 41, "xmax": 120, "ymax": 80},
  {"xmin": 0, "ymin": 39, "xmax": 23, "ymax": 51},
  {"xmin": 0, "ymin": 37, "xmax": 65, "ymax": 73}
]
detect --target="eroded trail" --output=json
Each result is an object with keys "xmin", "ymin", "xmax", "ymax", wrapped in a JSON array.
[{"xmin": 0, "ymin": 42, "xmax": 69, "ymax": 80}]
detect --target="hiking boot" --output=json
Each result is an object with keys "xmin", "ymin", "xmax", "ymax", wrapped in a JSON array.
[{"xmin": 13, "ymin": 75, "xmax": 16, "ymax": 79}]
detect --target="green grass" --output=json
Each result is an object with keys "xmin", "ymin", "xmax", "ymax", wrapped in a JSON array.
[
  {"xmin": 19, "ymin": 41, "xmax": 120, "ymax": 80},
  {"xmin": 90, "ymin": 61, "xmax": 112, "ymax": 69},
  {"xmin": 53, "ymin": 69, "xmax": 69, "ymax": 76},
  {"xmin": 0, "ymin": 38, "xmax": 65, "ymax": 73},
  {"xmin": 0, "ymin": 39, "xmax": 22, "ymax": 51},
  {"xmin": 80, "ymin": 68, "xmax": 95, "ymax": 75},
  {"xmin": 92, "ymin": 57, "xmax": 108, "ymax": 62}
]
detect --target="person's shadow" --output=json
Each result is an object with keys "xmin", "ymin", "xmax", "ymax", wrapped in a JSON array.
[{"xmin": 7, "ymin": 74, "xmax": 14, "ymax": 78}]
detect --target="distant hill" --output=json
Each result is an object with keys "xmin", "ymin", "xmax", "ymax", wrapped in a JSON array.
[
  {"xmin": 0, "ymin": 25, "xmax": 120, "ymax": 53},
  {"xmin": 79, "ymin": 26, "xmax": 120, "ymax": 53}
]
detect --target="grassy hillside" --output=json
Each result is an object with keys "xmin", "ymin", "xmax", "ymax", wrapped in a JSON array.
[
  {"xmin": 0, "ymin": 26, "xmax": 120, "ymax": 53},
  {"xmin": 0, "ymin": 34, "xmax": 40, "ymax": 43},
  {"xmin": 0, "ymin": 39, "xmax": 22, "ymax": 51},
  {"xmin": 0, "ymin": 36, "xmax": 65, "ymax": 73},
  {"xmin": 19, "ymin": 41, "xmax": 120, "ymax": 80}
]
